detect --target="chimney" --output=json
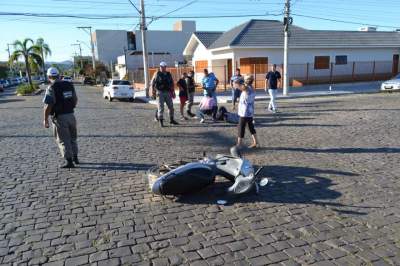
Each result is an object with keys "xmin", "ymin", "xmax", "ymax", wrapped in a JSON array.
[{"xmin": 173, "ymin": 21, "xmax": 196, "ymax": 33}]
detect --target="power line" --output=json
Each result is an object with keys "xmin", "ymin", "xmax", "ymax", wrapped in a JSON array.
[
  {"xmin": 127, "ymin": 0, "xmax": 141, "ymax": 14},
  {"xmin": 147, "ymin": 0, "xmax": 198, "ymax": 26},
  {"xmin": 0, "ymin": 11, "xmax": 276, "ymax": 19}
]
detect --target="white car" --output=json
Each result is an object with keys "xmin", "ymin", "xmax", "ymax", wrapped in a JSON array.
[
  {"xmin": 103, "ymin": 79, "xmax": 135, "ymax": 102},
  {"xmin": 62, "ymin": 76, "xmax": 73, "ymax": 83},
  {"xmin": 381, "ymin": 74, "xmax": 400, "ymax": 91}
]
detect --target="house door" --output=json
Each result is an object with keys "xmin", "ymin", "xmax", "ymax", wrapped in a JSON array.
[
  {"xmin": 227, "ymin": 59, "xmax": 233, "ymax": 81},
  {"xmin": 393, "ymin": 54, "xmax": 399, "ymax": 75}
]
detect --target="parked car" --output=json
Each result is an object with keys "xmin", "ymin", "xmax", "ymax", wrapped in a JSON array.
[
  {"xmin": 381, "ymin": 74, "xmax": 400, "ymax": 91},
  {"xmin": 103, "ymin": 79, "xmax": 135, "ymax": 102},
  {"xmin": 0, "ymin": 83, "xmax": 3, "ymax": 92},
  {"xmin": 0, "ymin": 79, "xmax": 9, "ymax": 88},
  {"xmin": 62, "ymin": 76, "xmax": 73, "ymax": 83},
  {"xmin": 82, "ymin": 76, "xmax": 95, "ymax": 85}
]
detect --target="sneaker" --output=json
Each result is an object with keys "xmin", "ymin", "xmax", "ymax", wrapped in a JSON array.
[
  {"xmin": 61, "ymin": 159, "xmax": 75, "ymax": 168},
  {"xmin": 187, "ymin": 110, "xmax": 196, "ymax": 117},
  {"xmin": 180, "ymin": 116, "xmax": 188, "ymax": 121},
  {"xmin": 200, "ymin": 118, "xmax": 205, "ymax": 123}
]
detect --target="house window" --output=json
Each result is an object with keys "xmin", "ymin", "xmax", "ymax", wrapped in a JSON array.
[
  {"xmin": 195, "ymin": 60, "xmax": 208, "ymax": 72},
  {"xmin": 314, "ymin": 56, "xmax": 330, "ymax": 69},
  {"xmin": 127, "ymin": 32, "xmax": 136, "ymax": 50},
  {"xmin": 335, "ymin": 55, "xmax": 347, "ymax": 65}
]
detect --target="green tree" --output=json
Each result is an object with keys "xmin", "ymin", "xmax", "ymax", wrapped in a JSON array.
[
  {"xmin": 9, "ymin": 38, "xmax": 42, "ymax": 89},
  {"xmin": 0, "ymin": 63, "xmax": 8, "ymax": 79},
  {"xmin": 34, "ymin": 38, "xmax": 51, "ymax": 80}
]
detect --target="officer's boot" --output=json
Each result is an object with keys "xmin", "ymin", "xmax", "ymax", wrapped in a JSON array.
[
  {"xmin": 61, "ymin": 158, "xmax": 75, "ymax": 168},
  {"xmin": 159, "ymin": 119, "xmax": 164, "ymax": 127},
  {"xmin": 73, "ymin": 155, "xmax": 80, "ymax": 164}
]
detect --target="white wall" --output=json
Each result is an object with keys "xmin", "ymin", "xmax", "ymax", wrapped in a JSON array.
[
  {"xmin": 94, "ymin": 30, "xmax": 128, "ymax": 65},
  {"xmin": 233, "ymin": 47, "xmax": 400, "ymax": 64},
  {"xmin": 192, "ymin": 43, "xmax": 213, "ymax": 65},
  {"xmin": 232, "ymin": 47, "xmax": 400, "ymax": 77},
  {"xmin": 135, "ymin": 31, "xmax": 193, "ymax": 55}
]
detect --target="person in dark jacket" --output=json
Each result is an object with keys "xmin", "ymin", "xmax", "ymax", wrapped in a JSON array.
[
  {"xmin": 185, "ymin": 70, "xmax": 196, "ymax": 117},
  {"xmin": 177, "ymin": 73, "xmax": 189, "ymax": 120},
  {"xmin": 151, "ymin": 61, "xmax": 179, "ymax": 127},
  {"xmin": 43, "ymin": 67, "xmax": 79, "ymax": 168}
]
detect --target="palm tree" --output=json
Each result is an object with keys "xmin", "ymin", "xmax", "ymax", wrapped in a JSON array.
[
  {"xmin": 34, "ymin": 38, "xmax": 52, "ymax": 81},
  {"xmin": 9, "ymin": 38, "xmax": 42, "ymax": 89}
]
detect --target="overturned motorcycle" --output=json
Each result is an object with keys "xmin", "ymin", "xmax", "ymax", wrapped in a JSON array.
[{"xmin": 146, "ymin": 147, "xmax": 267, "ymax": 197}]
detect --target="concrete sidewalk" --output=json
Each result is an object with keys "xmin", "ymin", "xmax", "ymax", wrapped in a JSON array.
[{"xmin": 135, "ymin": 80, "xmax": 382, "ymax": 104}]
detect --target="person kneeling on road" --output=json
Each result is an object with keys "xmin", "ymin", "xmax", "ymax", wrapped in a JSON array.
[
  {"xmin": 196, "ymin": 94, "xmax": 217, "ymax": 123},
  {"xmin": 43, "ymin": 67, "xmax": 79, "ymax": 168}
]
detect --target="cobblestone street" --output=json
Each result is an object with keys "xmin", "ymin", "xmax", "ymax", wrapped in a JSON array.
[{"xmin": 1, "ymin": 85, "xmax": 400, "ymax": 266}]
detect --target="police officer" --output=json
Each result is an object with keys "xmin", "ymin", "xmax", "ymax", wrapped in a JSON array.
[
  {"xmin": 43, "ymin": 67, "xmax": 79, "ymax": 168},
  {"xmin": 151, "ymin": 62, "xmax": 178, "ymax": 127}
]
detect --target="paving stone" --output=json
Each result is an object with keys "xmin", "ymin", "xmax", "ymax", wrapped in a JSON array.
[
  {"xmin": 89, "ymin": 251, "xmax": 108, "ymax": 263},
  {"xmin": 64, "ymin": 255, "xmax": 88, "ymax": 266},
  {"xmin": 97, "ymin": 258, "xmax": 120, "ymax": 266},
  {"xmin": 248, "ymin": 256, "xmax": 271, "ymax": 266}
]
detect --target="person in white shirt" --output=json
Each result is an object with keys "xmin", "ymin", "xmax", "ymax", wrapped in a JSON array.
[{"xmin": 237, "ymin": 75, "xmax": 258, "ymax": 148}]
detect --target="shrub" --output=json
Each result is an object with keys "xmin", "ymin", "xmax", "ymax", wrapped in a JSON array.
[{"xmin": 16, "ymin": 83, "xmax": 40, "ymax": 95}]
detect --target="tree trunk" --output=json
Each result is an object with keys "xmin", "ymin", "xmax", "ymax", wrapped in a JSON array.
[
  {"xmin": 24, "ymin": 54, "xmax": 33, "ymax": 89},
  {"xmin": 41, "ymin": 49, "xmax": 47, "ymax": 83}
]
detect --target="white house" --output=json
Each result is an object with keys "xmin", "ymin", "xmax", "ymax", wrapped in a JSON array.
[
  {"xmin": 183, "ymin": 20, "xmax": 400, "ymax": 86},
  {"xmin": 114, "ymin": 21, "xmax": 196, "ymax": 79}
]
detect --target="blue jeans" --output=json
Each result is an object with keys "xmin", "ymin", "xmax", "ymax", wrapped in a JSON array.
[{"xmin": 197, "ymin": 106, "xmax": 218, "ymax": 120}]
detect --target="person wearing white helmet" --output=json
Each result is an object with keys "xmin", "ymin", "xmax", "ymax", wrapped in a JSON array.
[
  {"xmin": 43, "ymin": 67, "xmax": 79, "ymax": 168},
  {"xmin": 151, "ymin": 61, "xmax": 178, "ymax": 127}
]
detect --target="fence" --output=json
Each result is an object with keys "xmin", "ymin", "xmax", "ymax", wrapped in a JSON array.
[{"xmin": 128, "ymin": 60, "xmax": 396, "ymax": 90}]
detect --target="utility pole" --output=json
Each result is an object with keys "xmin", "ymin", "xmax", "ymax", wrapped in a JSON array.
[
  {"xmin": 6, "ymin": 43, "xmax": 13, "ymax": 76},
  {"xmin": 283, "ymin": 0, "xmax": 292, "ymax": 96},
  {"xmin": 71, "ymin": 43, "xmax": 83, "ymax": 69},
  {"xmin": 140, "ymin": 0, "xmax": 150, "ymax": 97},
  {"xmin": 77, "ymin": 26, "xmax": 96, "ymax": 72},
  {"xmin": 123, "ymin": 46, "xmax": 128, "ymax": 79}
]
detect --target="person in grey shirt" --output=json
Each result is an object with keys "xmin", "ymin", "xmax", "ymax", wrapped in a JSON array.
[{"xmin": 43, "ymin": 67, "xmax": 79, "ymax": 168}]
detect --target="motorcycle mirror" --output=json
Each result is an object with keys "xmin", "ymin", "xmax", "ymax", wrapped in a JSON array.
[{"xmin": 259, "ymin": 178, "xmax": 269, "ymax": 187}]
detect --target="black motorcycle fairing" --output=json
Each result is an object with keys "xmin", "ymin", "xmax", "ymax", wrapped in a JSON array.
[{"xmin": 152, "ymin": 162, "xmax": 215, "ymax": 195}]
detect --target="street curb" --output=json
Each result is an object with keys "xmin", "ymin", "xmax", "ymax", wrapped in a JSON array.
[{"xmin": 135, "ymin": 90, "xmax": 382, "ymax": 105}]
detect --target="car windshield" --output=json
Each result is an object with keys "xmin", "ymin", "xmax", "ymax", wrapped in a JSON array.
[
  {"xmin": 393, "ymin": 74, "xmax": 400, "ymax": 80},
  {"xmin": 112, "ymin": 80, "xmax": 130, "ymax": 85}
]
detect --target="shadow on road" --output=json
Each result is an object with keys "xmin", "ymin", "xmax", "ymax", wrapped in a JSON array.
[
  {"xmin": 175, "ymin": 165, "xmax": 375, "ymax": 216},
  {"xmin": 78, "ymin": 162, "xmax": 156, "ymax": 171},
  {"xmin": 0, "ymin": 99, "xmax": 25, "ymax": 104},
  {"xmin": 257, "ymin": 146, "xmax": 400, "ymax": 154}
]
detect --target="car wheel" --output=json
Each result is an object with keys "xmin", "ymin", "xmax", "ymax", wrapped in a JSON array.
[{"xmin": 129, "ymin": 98, "xmax": 134, "ymax": 102}]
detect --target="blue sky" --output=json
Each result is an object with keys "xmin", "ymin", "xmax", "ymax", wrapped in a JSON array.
[{"xmin": 1, "ymin": 0, "xmax": 399, "ymax": 62}]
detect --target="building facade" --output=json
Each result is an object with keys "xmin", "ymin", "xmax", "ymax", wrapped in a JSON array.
[{"xmin": 183, "ymin": 20, "xmax": 400, "ymax": 86}]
